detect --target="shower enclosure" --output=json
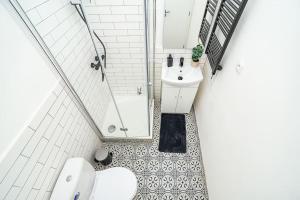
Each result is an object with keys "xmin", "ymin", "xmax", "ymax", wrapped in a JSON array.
[{"xmin": 9, "ymin": 0, "xmax": 155, "ymax": 139}]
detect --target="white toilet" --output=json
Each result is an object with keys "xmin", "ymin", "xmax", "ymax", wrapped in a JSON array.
[{"xmin": 50, "ymin": 157, "xmax": 137, "ymax": 200}]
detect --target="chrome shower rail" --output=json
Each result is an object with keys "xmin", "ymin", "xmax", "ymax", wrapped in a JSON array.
[
  {"xmin": 93, "ymin": 31, "xmax": 107, "ymax": 71},
  {"xmin": 70, "ymin": 1, "xmax": 105, "ymax": 81},
  {"xmin": 70, "ymin": 0, "xmax": 128, "ymax": 137},
  {"xmin": 70, "ymin": 1, "xmax": 98, "ymax": 57}
]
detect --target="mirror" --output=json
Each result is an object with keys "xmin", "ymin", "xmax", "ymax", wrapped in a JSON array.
[{"xmin": 163, "ymin": 0, "xmax": 206, "ymax": 49}]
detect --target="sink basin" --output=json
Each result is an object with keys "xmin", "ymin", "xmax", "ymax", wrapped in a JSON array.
[{"xmin": 161, "ymin": 61, "xmax": 203, "ymax": 87}]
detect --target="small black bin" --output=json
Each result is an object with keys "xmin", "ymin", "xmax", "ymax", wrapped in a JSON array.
[{"xmin": 94, "ymin": 148, "xmax": 113, "ymax": 166}]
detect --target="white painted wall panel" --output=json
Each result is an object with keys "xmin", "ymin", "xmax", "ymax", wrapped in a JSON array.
[
  {"xmin": 194, "ymin": 1, "xmax": 300, "ymax": 199},
  {"xmin": 0, "ymin": 3, "xmax": 57, "ymax": 161}
]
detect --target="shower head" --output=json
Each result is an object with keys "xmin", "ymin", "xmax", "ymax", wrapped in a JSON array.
[{"xmin": 70, "ymin": 0, "xmax": 82, "ymax": 5}]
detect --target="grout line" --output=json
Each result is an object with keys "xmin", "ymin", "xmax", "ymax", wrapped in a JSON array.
[{"xmin": 25, "ymin": 0, "xmax": 49, "ymax": 13}]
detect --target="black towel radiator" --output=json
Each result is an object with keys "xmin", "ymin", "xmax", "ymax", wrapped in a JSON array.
[
  {"xmin": 198, "ymin": 0, "xmax": 219, "ymax": 45},
  {"xmin": 204, "ymin": 0, "xmax": 248, "ymax": 76}
]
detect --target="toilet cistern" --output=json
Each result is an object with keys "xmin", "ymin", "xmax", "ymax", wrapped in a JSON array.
[{"xmin": 50, "ymin": 157, "xmax": 137, "ymax": 200}]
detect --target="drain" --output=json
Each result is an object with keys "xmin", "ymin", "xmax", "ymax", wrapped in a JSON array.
[
  {"xmin": 178, "ymin": 76, "xmax": 183, "ymax": 80},
  {"xmin": 108, "ymin": 125, "xmax": 116, "ymax": 133}
]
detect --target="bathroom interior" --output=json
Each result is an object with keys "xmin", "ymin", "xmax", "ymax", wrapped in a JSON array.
[{"xmin": 1, "ymin": 0, "xmax": 300, "ymax": 199}]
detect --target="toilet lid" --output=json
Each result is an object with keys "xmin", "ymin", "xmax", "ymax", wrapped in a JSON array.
[{"xmin": 90, "ymin": 167, "xmax": 137, "ymax": 200}]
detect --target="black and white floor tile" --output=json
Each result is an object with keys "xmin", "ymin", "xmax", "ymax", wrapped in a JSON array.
[{"xmin": 94, "ymin": 102, "xmax": 208, "ymax": 200}]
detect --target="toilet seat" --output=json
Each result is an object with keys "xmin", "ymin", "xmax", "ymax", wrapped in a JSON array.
[{"xmin": 89, "ymin": 167, "xmax": 137, "ymax": 200}]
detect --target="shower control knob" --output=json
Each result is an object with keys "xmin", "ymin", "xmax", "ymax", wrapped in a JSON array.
[
  {"xmin": 91, "ymin": 63, "xmax": 95, "ymax": 68},
  {"xmin": 101, "ymin": 55, "xmax": 105, "ymax": 60},
  {"xmin": 95, "ymin": 56, "xmax": 99, "ymax": 61}
]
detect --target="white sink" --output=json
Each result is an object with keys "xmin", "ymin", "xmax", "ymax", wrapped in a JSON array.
[{"xmin": 161, "ymin": 61, "xmax": 203, "ymax": 87}]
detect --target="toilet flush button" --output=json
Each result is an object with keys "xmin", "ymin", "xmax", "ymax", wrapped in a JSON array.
[{"xmin": 66, "ymin": 175, "xmax": 72, "ymax": 182}]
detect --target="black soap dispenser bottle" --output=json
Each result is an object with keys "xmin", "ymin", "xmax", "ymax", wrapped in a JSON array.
[{"xmin": 167, "ymin": 54, "xmax": 173, "ymax": 67}]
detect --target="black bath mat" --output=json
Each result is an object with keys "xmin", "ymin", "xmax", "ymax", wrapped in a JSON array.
[{"xmin": 159, "ymin": 114, "xmax": 186, "ymax": 153}]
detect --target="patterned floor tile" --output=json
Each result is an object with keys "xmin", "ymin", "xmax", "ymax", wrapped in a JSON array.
[{"xmin": 94, "ymin": 102, "xmax": 208, "ymax": 200}]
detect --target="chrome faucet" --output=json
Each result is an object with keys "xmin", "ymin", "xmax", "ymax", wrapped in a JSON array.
[{"xmin": 179, "ymin": 57, "xmax": 184, "ymax": 67}]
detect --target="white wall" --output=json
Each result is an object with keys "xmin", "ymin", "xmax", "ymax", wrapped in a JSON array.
[
  {"xmin": 155, "ymin": 0, "xmax": 164, "ymax": 49},
  {"xmin": 194, "ymin": 0, "xmax": 300, "ymax": 200},
  {"xmin": 0, "ymin": 3, "xmax": 57, "ymax": 161},
  {"xmin": 157, "ymin": 0, "xmax": 205, "ymax": 49},
  {"xmin": 186, "ymin": 0, "xmax": 206, "ymax": 48}
]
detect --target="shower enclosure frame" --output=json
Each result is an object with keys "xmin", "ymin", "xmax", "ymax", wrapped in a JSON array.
[
  {"xmin": 70, "ymin": 1, "xmax": 129, "ymax": 138},
  {"xmin": 8, "ymin": 0, "xmax": 153, "ymax": 140}
]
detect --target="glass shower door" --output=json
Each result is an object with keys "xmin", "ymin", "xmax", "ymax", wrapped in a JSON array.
[
  {"xmin": 12, "ymin": 0, "xmax": 126, "ymax": 138},
  {"xmin": 84, "ymin": 0, "xmax": 153, "ymax": 138},
  {"xmin": 12, "ymin": 0, "xmax": 153, "ymax": 139},
  {"xmin": 147, "ymin": 0, "xmax": 156, "ymax": 136}
]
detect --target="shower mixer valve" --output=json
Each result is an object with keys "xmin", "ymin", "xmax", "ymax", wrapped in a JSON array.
[
  {"xmin": 137, "ymin": 86, "xmax": 142, "ymax": 95},
  {"xmin": 90, "ymin": 61, "xmax": 100, "ymax": 70},
  {"xmin": 91, "ymin": 56, "xmax": 102, "ymax": 70}
]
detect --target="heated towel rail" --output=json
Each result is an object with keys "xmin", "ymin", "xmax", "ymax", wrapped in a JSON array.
[{"xmin": 200, "ymin": 0, "xmax": 248, "ymax": 76}]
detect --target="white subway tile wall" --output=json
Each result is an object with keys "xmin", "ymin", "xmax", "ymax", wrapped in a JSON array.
[
  {"xmin": 0, "ymin": 84, "xmax": 101, "ymax": 200},
  {"xmin": 85, "ymin": 0, "xmax": 147, "ymax": 95},
  {"xmin": 17, "ymin": 0, "xmax": 111, "ymax": 130}
]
